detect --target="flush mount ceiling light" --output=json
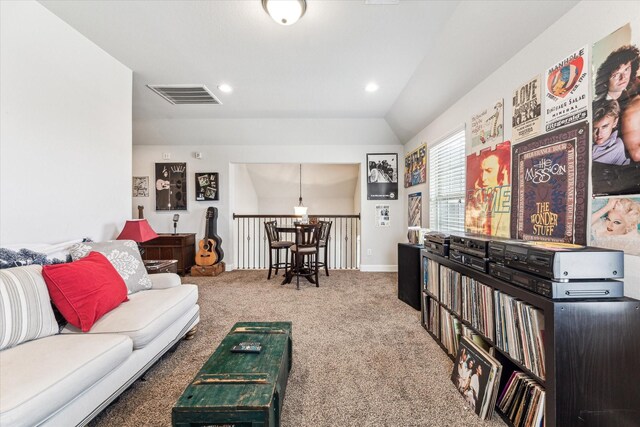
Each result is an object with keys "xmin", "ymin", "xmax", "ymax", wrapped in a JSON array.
[
  {"xmin": 262, "ymin": 0, "xmax": 306, "ymax": 26},
  {"xmin": 218, "ymin": 84, "xmax": 233, "ymax": 93},
  {"xmin": 365, "ymin": 82, "xmax": 379, "ymax": 92}
]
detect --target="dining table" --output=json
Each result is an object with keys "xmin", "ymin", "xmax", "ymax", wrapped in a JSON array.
[{"xmin": 276, "ymin": 225, "xmax": 317, "ymax": 287}]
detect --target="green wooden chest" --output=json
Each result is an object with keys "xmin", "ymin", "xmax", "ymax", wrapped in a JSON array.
[{"xmin": 172, "ymin": 322, "xmax": 292, "ymax": 427}]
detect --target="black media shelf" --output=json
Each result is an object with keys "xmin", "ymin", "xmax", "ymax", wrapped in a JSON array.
[{"xmin": 419, "ymin": 249, "xmax": 640, "ymax": 427}]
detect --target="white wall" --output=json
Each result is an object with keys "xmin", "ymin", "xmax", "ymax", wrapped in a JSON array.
[
  {"xmin": 132, "ymin": 144, "xmax": 404, "ymax": 271},
  {"xmin": 403, "ymin": 1, "xmax": 640, "ymax": 298},
  {"xmin": 0, "ymin": 1, "xmax": 132, "ymax": 245},
  {"xmin": 232, "ymin": 164, "xmax": 259, "ymax": 214}
]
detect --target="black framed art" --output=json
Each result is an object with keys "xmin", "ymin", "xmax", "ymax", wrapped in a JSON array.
[
  {"xmin": 367, "ymin": 153, "xmax": 398, "ymax": 200},
  {"xmin": 195, "ymin": 172, "xmax": 219, "ymax": 201},
  {"xmin": 155, "ymin": 163, "xmax": 187, "ymax": 210}
]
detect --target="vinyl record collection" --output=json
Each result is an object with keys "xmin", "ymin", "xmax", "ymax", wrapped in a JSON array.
[
  {"xmin": 439, "ymin": 265, "xmax": 462, "ymax": 315},
  {"xmin": 494, "ymin": 291, "xmax": 546, "ymax": 380},
  {"xmin": 461, "ymin": 276, "xmax": 495, "ymax": 341},
  {"xmin": 425, "ymin": 259, "xmax": 439, "ymax": 296},
  {"xmin": 497, "ymin": 371, "xmax": 545, "ymax": 427}
]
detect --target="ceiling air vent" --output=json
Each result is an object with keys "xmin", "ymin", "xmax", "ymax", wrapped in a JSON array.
[{"xmin": 147, "ymin": 84, "xmax": 222, "ymax": 105}]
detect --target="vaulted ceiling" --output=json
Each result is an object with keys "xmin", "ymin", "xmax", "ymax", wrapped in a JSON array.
[{"xmin": 40, "ymin": 0, "xmax": 579, "ymax": 145}]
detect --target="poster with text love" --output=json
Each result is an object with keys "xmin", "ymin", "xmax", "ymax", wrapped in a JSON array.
[{"xmin": 512, "ymin": 75, "xmax": 542, "ymax": 143}]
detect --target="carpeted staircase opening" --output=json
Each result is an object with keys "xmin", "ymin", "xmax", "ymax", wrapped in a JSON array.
[{"xmin": 89, "ymin": 270, "xmax": 505, "ymax": 427}]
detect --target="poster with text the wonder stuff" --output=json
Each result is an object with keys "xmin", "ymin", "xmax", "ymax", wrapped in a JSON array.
[
  {"xmin": 544, "ymin": 46, "xmax": 589, "ymax": 132},
  {"xmin": 591, "ymin": 23, "xmax": 640, "ymax": 196},
  {"xmin": 404, "ymin": 145, "xmax": 426, "ymax": 188},
  {"xmin": 470, "ymin": 99, "xmax": 504, "ymax": 152},
  {"xmin": 512, "ymin": 75, "xmax": 542, "ymax": 143},
  {"xmin": 510, "ymin": 121, "xmax": 589, "ymax": 244},
  {"xmin": 465, "ymin": 141, "xmax": 511, "ymax": 237}
]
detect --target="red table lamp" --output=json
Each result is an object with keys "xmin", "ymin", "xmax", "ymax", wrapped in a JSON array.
[{"xmin": 117, "ymin": 220, "xmax": 158, "ymax": 255}]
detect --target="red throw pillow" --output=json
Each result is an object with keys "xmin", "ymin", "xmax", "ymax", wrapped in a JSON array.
[{"xmin": 42, "ymin": 251, "xmax": 128, "ymax": 332}]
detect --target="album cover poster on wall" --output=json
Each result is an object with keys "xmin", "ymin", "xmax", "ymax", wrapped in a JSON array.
[
  {"xmin": 591, "ymin": 196, "xmax": 640, "ymax": 257},
  {"xmin": 510, "ymin": 121, "xmax": 589, "ymax": 244},
  {"xmin": 404, "ymin": 145, "xmax": 426, "ymax": 188},
  {"xmin": 591, "ymin": 23, "xmax": 640, "ymax": 196},
  {"xmin": 544, "ymin": 46, "xmax": 589, "ymax": 132},
  {"xmin": 408, "ymin": 192, "xmax": 422, "ymax": 227},
  {"xmin": 465, "ymin": 141, "xmax": 511, "ymax": 238},
  {"xmin": 470, "ymin": 99, "xmax": 504, "ymax": 152},
  {"xmin": 512, "ymin": 75, "xmax": 542, "ymax": 143},
  {"xmin": 367, "ymin": 153, "xmax": 398, "ymax": 200},
  {"xmin": 155, "ymin": 163, "xmax": 187, "ymax": 211},
  {"xmin": 195, "ymin": 172, "xmax": 219, "ymax": 201}
]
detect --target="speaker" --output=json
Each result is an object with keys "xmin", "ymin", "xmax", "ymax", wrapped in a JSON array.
[{"xmin": 397, "ymin": 243, "xmax": 421, "ymax": 310}]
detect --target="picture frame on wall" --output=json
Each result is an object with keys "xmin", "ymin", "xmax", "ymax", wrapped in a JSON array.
[
  {"xmin": 155, "ymin": 162, "xmax": 187, "ymax": 211},
  {"xmin": 367, "ymin": 153, "xmax": 398, "ymax": 200},
  {"xmin": 195, "ymin": 172, "xmax": 219, "ymax": 201},
  {"xmin": 132, "ymin": 176, "xmax": 149, "ymax": 197},
  {"xmin": 404, "ymin": 145, "xmax": 427, "ymax": 188}
]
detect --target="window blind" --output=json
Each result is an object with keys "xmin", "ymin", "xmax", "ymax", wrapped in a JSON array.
[{"xmin": 429, "ymin": 129, "xmax": 466, "ymax": 232}]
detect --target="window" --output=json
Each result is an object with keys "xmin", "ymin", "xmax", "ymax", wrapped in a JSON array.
[{"xmin": 429, "ymin": 129, "xmax": 466, "ymax": 232}]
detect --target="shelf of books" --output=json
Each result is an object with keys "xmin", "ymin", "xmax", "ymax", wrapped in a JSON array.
[{"xmin": 420, "ymin": 250, "xmax": 640, "ymax": 427}]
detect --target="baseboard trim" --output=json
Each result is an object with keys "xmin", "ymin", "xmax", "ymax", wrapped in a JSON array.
[{"xmin": 360, "ymin": 265, "xmax": 397, "ymax": 272}]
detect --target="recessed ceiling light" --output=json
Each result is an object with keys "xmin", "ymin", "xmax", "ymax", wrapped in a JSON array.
[
  {"xmin": 218, "ymin": 84, "xmax": 233, "ymax": 93},
  {"xmin": 365, "ymin": 83, "xmax": 379, "ymax": 92}
]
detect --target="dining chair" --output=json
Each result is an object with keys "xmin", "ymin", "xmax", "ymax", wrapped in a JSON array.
[
  {"xmin": 264, "ymin": 220, "xmax": 293, "ymax": 280},
  {"xmin": 316, "ymin": 220, "xmax": 332, "ymax": 276},
  {"xmin": 288, "ymin": 223, "xmax": 320, "ymax": 290}
]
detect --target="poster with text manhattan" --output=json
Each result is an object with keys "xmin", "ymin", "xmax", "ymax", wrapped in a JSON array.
[
  {"xmin": 544, "ymin": 46, "xmax": 589, "ymax": 132},
  {"xmin": 510, "ymin": 121, "xmax": 589, "ymax": 244}
]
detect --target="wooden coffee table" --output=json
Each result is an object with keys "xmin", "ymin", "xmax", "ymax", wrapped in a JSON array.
[{"xmin": 172, "ymin": 322, "xmax": 292, "ymax": 427}]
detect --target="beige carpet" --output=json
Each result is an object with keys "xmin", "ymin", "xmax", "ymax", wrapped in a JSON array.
[{"xmin": 89, "ymin": 270, "xmax": 506, "ymax": 427}]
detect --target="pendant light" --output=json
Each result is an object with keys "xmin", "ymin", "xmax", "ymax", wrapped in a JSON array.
[
  {"xmin": 262, "ymin": 0, "xmax": 307, "ymax": 26},
  {"xmin": 294, "ymin": 164, "xmax": 308, "ymax": 218}
]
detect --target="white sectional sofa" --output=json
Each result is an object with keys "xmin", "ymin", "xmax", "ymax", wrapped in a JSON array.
[{"xmin": 0, "ymin": 271, "xmax": 199, "ymax": 427}]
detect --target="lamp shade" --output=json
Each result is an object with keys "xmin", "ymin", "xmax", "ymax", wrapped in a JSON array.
[
  {"xmin": 294, "ymin": 206, "xmax": 308, "ymax": 216},
  {"xmin": 117, "ymin": 219, "xmax": 158, "ymax": 243}
]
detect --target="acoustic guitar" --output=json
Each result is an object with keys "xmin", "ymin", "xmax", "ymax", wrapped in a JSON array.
[{"xmin": 196, "ymin": 209, "xmax": 218, "ymax": 266}]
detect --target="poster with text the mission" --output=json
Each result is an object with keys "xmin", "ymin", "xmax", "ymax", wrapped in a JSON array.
[{"xmin": 510, "ymin": 122, "xmax": 589, "ymax": 244}]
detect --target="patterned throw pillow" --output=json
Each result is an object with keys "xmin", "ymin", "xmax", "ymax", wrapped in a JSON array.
[
  {"xmin": 69, "ymin": 240, "xmax": 152, "ymax": 294},
  {"xmin": 0, "ymin": 265, "xmax": 60, "ymax": 350}
]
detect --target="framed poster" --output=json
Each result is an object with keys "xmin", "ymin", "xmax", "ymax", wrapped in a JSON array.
[
  {"xmin": 512, "ymin": 76, "xmax": 542, "ymax": 143},
  {"xmin": 367, "ymin": 153, "xmax": 398, "ymax": 200},
  {"xmin": 510, "ymin": 121, "xmax": 589, "ymax": 244},
  {"xmin": 544, "ymin": 47, "xmax": 588, "ymax": 132},
  {"xmin": 195, "ymin": 172, "xmax": 219, "ymax": 201},
  {"xmin": 155, "ymin": 163, "xmax": 187, "ymax": 211},
  {"xmin": 465, "ymin": 141, "xmax": 511, "ymax": 237},
  {"xmin": 591, "ymin": 23, "xmax": 640, "ymax": 196},
  {"xmin": 404, "ymin": 145, "xmax": 427, "ymax": 188},
  {"xmin": 470, "ymin": 99, "xmax": 504, "ymax": 152},
  {"xmin": 132, "ymin": 176, "xmax": 149, "ymax": 197},
  {"xmin": 591, "ymin": 196, "xmax": 640, "ymax": 256},
  {"xmin": 408, "ymin": 192, "xmax": 422, "ymax": 227},
  {"xmin": 375, "ymin": 204, "xmax": 390, "ymax": 227}
]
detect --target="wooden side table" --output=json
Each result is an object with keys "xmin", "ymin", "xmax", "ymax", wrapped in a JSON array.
[
  {"xmin": 144, "ymin": 259, "xmax": 178, "ymax": 274},
  {"xmin": 140, "ymin": 233, "xmax": 196, "ymax": 275}
]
